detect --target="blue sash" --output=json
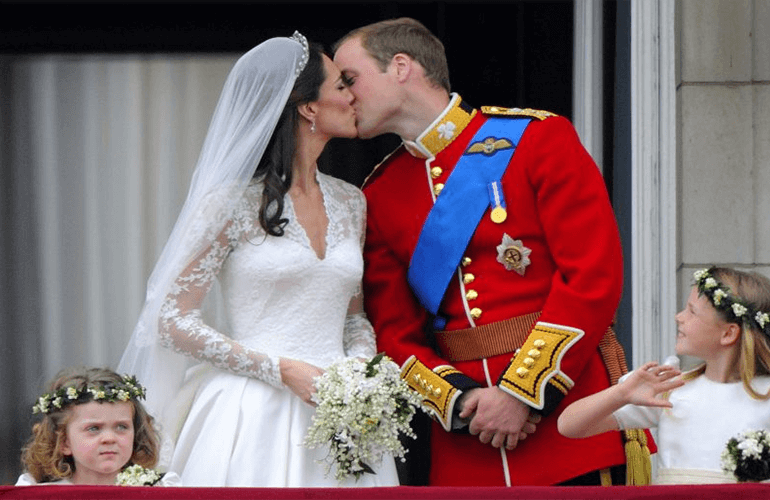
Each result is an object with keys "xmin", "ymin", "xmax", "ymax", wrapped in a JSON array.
[{"xmin": 407, "ymin": 117, "xmax": 530, "ymax": 325}]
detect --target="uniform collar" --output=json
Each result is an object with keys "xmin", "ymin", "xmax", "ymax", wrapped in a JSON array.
[{"xmin": 402, "ymin": 93, "xmax": 477, "ymax": 159}]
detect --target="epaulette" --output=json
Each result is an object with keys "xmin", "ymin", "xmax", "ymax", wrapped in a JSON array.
[
  {"xmin": 481, "ymin": 106, "xmax": 558, "ymax": 121},
  {"xmin": 361, "ymin": 144, "xmax": 403, "ymax": 188}
]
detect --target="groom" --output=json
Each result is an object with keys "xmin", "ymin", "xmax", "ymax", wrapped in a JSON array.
[{"xmin": 334, "ymin": 18, "xmax": 638, "ymax": 486}]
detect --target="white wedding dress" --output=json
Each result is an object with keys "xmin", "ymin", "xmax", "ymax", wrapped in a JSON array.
[{"xmin": 158, "ymin": 172, "xmax": 399, "ymax": 487}]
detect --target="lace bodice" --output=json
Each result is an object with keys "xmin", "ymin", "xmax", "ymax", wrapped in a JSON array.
[{"xmin": 158, "ymin": 172, "xmax": 376, "ymax": 389}]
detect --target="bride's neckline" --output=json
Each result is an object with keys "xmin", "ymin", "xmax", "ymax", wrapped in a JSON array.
[{"xmin": 287, "ymin": 173, "xmax": 329, "ymax": 260}]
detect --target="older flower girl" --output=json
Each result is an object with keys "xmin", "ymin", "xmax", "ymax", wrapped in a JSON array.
[{"xmin": 558, "ymin": 267, "xmax": 770, "ymax": 484}]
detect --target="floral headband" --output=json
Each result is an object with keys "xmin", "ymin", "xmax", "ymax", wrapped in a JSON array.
[
  {"xmin": 694, "ymin": 268, "xmax": 770, "ymax": 336},
  {"xmin": 32, "ymin": 375, "xmax": 146, "ymax": 415}
]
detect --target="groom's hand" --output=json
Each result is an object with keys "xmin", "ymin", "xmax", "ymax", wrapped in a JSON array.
[{"xmin": 459, "ymin": 387, "xmax": 539, "ymax": 450}]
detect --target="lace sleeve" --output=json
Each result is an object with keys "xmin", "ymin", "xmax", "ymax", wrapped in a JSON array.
[
  {"xmin": 343, "ymin": 295, "xmax": 377, "ymax": 359},
  {"xmin": 157, "ymin": 221, "xmax": 284, "ymax": 389},
  {"xmin": 342, "ymin": 187, "xmax": 376, "ymax": 359}
]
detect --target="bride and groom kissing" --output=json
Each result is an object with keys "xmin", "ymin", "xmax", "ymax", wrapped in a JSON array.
[{"xmin": 119, "ymin": 18, "xmax": 628, "ymax": 488}]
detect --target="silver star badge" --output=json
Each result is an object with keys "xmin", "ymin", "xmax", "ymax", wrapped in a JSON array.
[{"xmin": 496, "ymin": 234, "xmax": 531, "ymax": 276}]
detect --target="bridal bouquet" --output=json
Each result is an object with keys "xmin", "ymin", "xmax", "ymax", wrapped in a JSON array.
[
  {"xmin": 115, "ymin": 464, "xmax": 165, "ymax": 486},
  {"xmin": 304, "ymin": 353, "xmax": 422, "ymax": 482},
  {"xmin": 720, "ymin": 429, "xmax": 770, "ymax": 482}
]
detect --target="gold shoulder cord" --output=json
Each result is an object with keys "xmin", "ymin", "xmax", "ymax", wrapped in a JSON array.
[{"xmin": 623, "ymin": 428, "xmax": 652, "ymax": 485}]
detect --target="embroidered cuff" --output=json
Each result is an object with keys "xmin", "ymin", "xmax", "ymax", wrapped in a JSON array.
[
  {"xmin": 497, "ymin": 321, "xmax": 583, "ymax": 414},
  {"xmin": 401, "ymin": 355, "xmax": 480, "ymax": 431}
]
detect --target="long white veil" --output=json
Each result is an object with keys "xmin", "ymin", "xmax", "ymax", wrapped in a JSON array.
[{"xmin": 118, "ymin": 32, "xmax": 309, "ymax": 465}]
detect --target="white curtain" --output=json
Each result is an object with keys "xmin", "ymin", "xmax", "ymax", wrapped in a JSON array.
[{"xmin": 0, "ymin": 53, "xmax": 237, "ymax": 482}]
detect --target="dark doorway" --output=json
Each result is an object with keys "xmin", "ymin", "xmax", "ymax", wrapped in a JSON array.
[{"xmin": 2, "ymin": 1, "xmax": 575, "ymax": 187}]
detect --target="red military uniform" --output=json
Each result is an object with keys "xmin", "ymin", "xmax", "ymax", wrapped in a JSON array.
[{"xmin": 363, "ymin": 94, "xmax": 634, "ymax": 486}]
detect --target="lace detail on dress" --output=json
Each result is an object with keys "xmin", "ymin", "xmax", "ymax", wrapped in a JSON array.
[
  {"xmin": 343, "ymin": 312, "xmax": 377, "ymax": 359},
  {"xmin": 157, "ymin": 172, "xmax": 368, "ymax": 389},
  {"xmin": 158, "ymin": 219, "xmax": 284, "ymax": 389}
]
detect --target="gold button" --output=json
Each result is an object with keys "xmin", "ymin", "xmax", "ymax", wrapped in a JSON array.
[
  {"xmin": 462, "ymin": 256, "xmax": 472, "ymax": 267},
  {"xmin": 528, "ymin": 349, "xmax": 541, "ymax": 359},
  {"xmin": 465, "ymin": 289, "xmax": 478, "ymax": 301},
  {"xmin": 533, "ymin": 339, "xmax": 546, "ymax": 349},
  {"xmin": 430, "ymin": 166, "xmax": 443, "ymax": 179},
  {"xmin": 463, "ymin": 273, "xmax": 475, "ymax": 284},
  {"xmin": 523, "ymin": 357, "xmax": 535, "ymax": 367},
  {"xmin": 470, "ymin": 307, "xmax": 482, "ymax": 319},
  {"xmin": 516, "ymin": 367, "xmax": 529, "ymax": 378},
  {"xmin": 433, "ymin": 183, "xmax": 444, "ymax": 196}
]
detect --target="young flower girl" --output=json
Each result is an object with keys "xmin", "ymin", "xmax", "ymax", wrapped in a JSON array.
[
  {"xmin": 558, "ymin": 267, "xmax": 770, "ymax": 484},
  {"xmin": 16, "ymin": 366, "xmax": 180, "ymax": 486}
]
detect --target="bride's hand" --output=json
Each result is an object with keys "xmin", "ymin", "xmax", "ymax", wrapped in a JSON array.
[{"xmin": 279, "ymin": 358, "xmax": 325, "ymax": 406}]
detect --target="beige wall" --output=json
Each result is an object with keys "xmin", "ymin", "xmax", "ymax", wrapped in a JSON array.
[{"xmin": 676, "ymin": 0, "xmax": 770, "ymax": 357}]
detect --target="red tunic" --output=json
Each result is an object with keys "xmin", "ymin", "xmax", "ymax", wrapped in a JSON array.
[{"xmin": 362, "ymin": 95, "xmax": 631, "ymax": 485}]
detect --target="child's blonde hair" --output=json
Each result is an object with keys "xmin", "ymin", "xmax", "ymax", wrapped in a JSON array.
[
  {"xmin": 696, "ymin": 267, "xmax": 770, "ymax": 399},
  {"xmin": 20, "ymin": 366, "xmax": 160, "ymax": 483}
]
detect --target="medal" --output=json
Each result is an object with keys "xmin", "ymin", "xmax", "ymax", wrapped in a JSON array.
[
  {"xmin": 491, "ymin": 206, "xmax": 507, "ymax": 223},
  {"xmin": 496, "ymin": 234, "xmax": 532, "ymax": 276},
  {"xmin": 488, "ymin": 181, "xmax": 507, "ymax": 224}
]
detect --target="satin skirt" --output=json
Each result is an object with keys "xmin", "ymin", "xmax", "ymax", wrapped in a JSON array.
[{"xmin": 168, "ymin": 367, "xmax": 399, "ymax": 487}]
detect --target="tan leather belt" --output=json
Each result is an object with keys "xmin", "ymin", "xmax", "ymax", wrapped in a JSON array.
[
  {"xmin": 434, "ymin": 311, "xmax": 628, "ymax": 385},
  {"xmin": 435, "ymin": 311, "xmax": 541, "ymax": 362}
]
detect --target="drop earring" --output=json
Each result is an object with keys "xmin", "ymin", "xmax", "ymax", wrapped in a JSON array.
[{"xmin": 310, "ymin": 121, "xmax": 316, "ymax": 133}]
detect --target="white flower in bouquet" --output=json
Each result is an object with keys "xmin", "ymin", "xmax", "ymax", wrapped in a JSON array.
[
  {"xmin": 720, "ymin": 429, "xmax": 770, "ymax": 482},
  {"xmin": 115, "ymin": 464, "xmax": 164, "ymax": 486},
  {"xmin": 304, "ymin": 353, "xmax": 423, "ymax": 482}
]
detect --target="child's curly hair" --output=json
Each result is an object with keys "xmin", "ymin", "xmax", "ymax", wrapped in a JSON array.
[{"xmin": 20, "ymin": 366, "xmax": 160, "ymax": 483}]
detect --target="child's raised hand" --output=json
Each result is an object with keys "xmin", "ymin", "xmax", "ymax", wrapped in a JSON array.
[{"xmin": 620, "ymin": 361, "xmax": 684, "ymax": 408}]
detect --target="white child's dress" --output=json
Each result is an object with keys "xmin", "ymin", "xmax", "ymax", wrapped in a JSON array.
[
  {"xmin": 15, "ymin": 472, "xmax": 183, "ymax": 486},
  {"xmin": 613, "ymin": 370, "xmax": 770, "ymax": 484},
  {"xmin": 158, "ymin": 173, "xmax": 399, "ymax": 487}
]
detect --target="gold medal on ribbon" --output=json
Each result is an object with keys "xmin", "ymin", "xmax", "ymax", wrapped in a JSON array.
[
  {"xmin": 490, "ymin": 206, "xmax": 507, "ymax": 223},
  {"xmin": 488, "ymin": 181, "xmax": 507, "ymax": 224}
]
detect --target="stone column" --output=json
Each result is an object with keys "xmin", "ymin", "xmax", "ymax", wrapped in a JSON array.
[{"xmin": 677, "ymin": 0, "xmax": 770, "ymax": 369}]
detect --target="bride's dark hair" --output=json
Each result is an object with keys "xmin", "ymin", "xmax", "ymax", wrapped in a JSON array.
[{"xmin": 253, "ymin": 42, "xmax": 325, "ymax": 236}]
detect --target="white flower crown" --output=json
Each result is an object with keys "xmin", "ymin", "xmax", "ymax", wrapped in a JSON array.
[
  {"xmin": 32, "ymin": 374, "xmax": 146, "ymax": 415},
  {"xmin": 694, "ymin": 268, "xmax": 770, "ymax": 335}
]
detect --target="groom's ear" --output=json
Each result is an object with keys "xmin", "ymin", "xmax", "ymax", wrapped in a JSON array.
[{"xmin": 391, "ymin": 53, "xmax": 412, "ymax": 83}]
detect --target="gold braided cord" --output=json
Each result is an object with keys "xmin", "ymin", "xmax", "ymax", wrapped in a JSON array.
[{"xmin": 623, "ymin": 428, "xmax": 652, "ymax": 486}]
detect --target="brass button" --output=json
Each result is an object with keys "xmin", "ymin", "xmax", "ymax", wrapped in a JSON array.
[
  {"xmin": 470, "ymin": 307, "xmax": 482, "ymax": 319},
  {"xmin": 463, "ymin": 273, "xmax": 475, "ymax": 284},
  {"xmin": 465, "ymin": 289, "xmax": 478, "ymax": 301},
  {"xmin": 516, "ymin": 367, "xmax": 529, "ymax": 378},
  {"xmin": 430, "ymin": 166, "xmax": 443, "ymax": 179},
  {"xmin": 433, "ymin": 183, "xmax": 444, "ymax": 196},
  {"xmin": 523, "ymin": 357, "xmax": 535, "ymax": 367},
  {"xmin": 527, "ymin": 349, "xmax": 541, "ymax": 359},
  {"xmin": 533, "ymin": 339, "xmax": 546, "ymax": 349},
  {"xmin": 462, "ymin": 256, "xmax": 472, "ymax": 267}
]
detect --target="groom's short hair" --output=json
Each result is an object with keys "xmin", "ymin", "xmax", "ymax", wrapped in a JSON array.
[{"xmin": 334, "ymin": 17, "xmax": 451, "ymax": 93}]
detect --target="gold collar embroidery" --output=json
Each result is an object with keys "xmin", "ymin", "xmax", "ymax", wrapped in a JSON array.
[{"xmin": 403, "ymin": 94, "xmax": 476, "ymax": 159}]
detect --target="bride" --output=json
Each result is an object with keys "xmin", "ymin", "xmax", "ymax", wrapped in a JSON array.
[{"xmin": 118, "ymin": 32, "xmax": 399, "ymax": 487}]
